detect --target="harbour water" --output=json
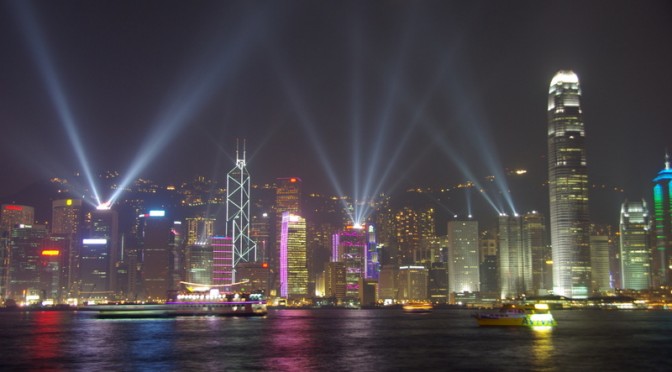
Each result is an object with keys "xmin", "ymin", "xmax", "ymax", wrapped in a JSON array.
[{"xmin": 1, "ymin": 309, "xmax": 670, "ymax": 371}]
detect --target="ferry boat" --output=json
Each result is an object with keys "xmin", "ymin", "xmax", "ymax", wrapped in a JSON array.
[
  {"xmin": 472, "ymin": 303, "xmax": 556, "ymax": 327},
  {"xmin": 80, "ymin": 291, "xmax": 267, "ymax": 319},
  {"xmin": 402, "ymin": 301, "xmax": 433, "ymax": 313}
]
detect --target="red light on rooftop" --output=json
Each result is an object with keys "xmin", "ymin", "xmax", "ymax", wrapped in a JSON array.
[
  {"xmin": 262, "ymin": 262, "xmax": 269, "ymax": 268},
  {"xmin": 290, "ymin": 178, "xmax": 297, "ymax": 183},
  {"xmin": 4, "ymin": 205, "xmax": 23, "ymax": 211},
  {"xmin": 42, "ymin": 250, "xmax": 60, "ymax": 256}
]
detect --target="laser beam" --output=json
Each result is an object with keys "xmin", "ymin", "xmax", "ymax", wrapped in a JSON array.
[{"xmin": 11, "ymin": 1, "xmax": 102, "ymax": 206}]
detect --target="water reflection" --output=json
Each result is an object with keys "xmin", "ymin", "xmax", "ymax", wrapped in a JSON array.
[
  {"xmin": 264, "ymin": 310, "xmax": 319, "ymax": 370},
  {"xmin": 30, "ymin": 311, "xmax": 65, "ymax": 364},
  {"xmin": 531, "ymin": 326, "xmax": 554, "ymax": 369}
]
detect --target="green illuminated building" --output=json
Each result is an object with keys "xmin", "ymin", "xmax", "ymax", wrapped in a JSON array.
[{"xmin": 652, "ymin": 154, "xmax": 672, "ymax": 286}]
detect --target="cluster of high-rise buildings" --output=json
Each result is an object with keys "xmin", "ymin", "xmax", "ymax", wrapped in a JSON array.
[{"xmin": 1, "ymin": 70, "xmax": 671, "ymax": 307}]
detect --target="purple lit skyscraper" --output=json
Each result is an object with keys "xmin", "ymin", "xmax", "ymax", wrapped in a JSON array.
[
  {"xmin": 332, "ymin": 225, "xmax": 367, "ymax": 299},
  {"xmin": 211, "ymin": 236, "xmax": 234, "ymax": 287}
]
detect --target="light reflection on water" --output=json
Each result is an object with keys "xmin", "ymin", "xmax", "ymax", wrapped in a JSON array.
[
  {"xmin": 531, "ymin": 326, "xmax": 554, "ymax": 371},
  {"xmin": 1, "ymin": 309, "xmax": 671, "ymax": 371}
]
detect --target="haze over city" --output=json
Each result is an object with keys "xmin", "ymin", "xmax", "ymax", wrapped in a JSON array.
[{"xmin": 1, "ymin": 0, "xmax": 671, "ymax": 225}]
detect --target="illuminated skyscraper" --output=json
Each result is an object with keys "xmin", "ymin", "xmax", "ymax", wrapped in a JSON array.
[
  {"xmin": 140, "ymin": 210, "xmax": 171, "ymax": 300},
  {"xmin": 274, "ymin": 177, "xmax": 302, "ymax": 293},
  {"xmin": 547, "ymin": 70, "xmax": 592, "ymax": 298},
  {"xmin": 81, "ymin": 207, "xmax": 119, "ymax": 300},
  {"xmin": 279, "ymin": 212, "xmax": 307, "ymax": 299},
  {"xmin": 522, "ymin": 211, "xmax": 549, "ymax": 295},
  {"xmin": 619, "ymin": 200, "xmax": 651, "ymax": 290},
  {"xmin": 324, "ymin": 261, "xmax": 346, "ymax": 301},
  {"xmin": 498, "ymin": 215, "xmax": 530, "ymax": 298},
  {"xmin": 79, "ymin": 238, "xmax": 111, "ymax": 300},
  {"xmin": 226, "ymin": 143, "xmax": 256, "ymax": 282},
  {"xmin": 447, "ymin": 220, "xmax": 479, "ymax": 293},
  {"xmin": 52, "ymin": 199, "xmax": 82, "ymax": 297},
  {"xmin": 398, "ymin": 265, "xmax": 428, "ymax": 301},
  {"xmin": 1, "ymin": 204, "xmax": 34, "ymax": 234},
  {"xmin": 185, "ymin": 243, "xmax": 212, "ymax": 285},
  {"xmin": 652, "ymin": 154, "xmax": 672, "ymax": 286},
  {"xmin": 589, "ymin": 234, "xmax": 611, "ymax": 292},
  {"xmin": 394, "ymin": 206, "xmax": 435, "ymax": 265},
  {"xmin": 1, "ymin": 204, "xmax": 35, "ymax": 299},
  {"xmin": 7, "ymin": 224, "xmax": 48, "ymax": 303},
  {"xmin": 365, "ymin": 225, "xmax": 380, "ymax": 279},
  {"xmin": 332, "ymin": 225, "xmax": 367, "ymax": 298},
  {"xmin": 211, "ymin": 236, "xmax": 233, "ymax": 287}
]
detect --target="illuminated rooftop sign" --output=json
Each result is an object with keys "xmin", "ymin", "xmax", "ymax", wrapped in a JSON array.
[
  {"xmin": 4, "ymin": 205, "xmax": 23, "ymax": 211},
  {"xmin": 149, "ymin": 210, "xmax": 166, "ymax": 217},
  {"xmin": 83, "ymin": 238, "xmax": 107, "ymax": 245},
  {"xmin": 41, "ymin": 250, "xmax": 60, "ymax": 256}
]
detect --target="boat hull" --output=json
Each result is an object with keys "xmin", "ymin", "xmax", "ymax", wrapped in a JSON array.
[{"xmin": 80, "ymin": 301, "xmax": 267, "ymax": 319}]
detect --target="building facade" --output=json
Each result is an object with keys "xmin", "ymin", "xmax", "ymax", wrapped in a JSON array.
[
  {"xmin": 619, "ymin": 199, "xmax": 651, "ymax": 290},
  {"xmin": 279, "ymin": 212, "xmax": 307, "ymax": 300},
  {"xmin": 547, "ymin": 70, "xmax": 592, "ymax": 298},
  {"xmin": 332, "ymin": 225, "xmax": 367, "ymax": 299},
  {"xmin": 447, "ymin": 220, "xmax": 479, "ymax": 293}
]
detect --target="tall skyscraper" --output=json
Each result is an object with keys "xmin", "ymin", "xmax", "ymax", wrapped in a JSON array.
[
  {"xmin": 52, "ymin": 199, "xmax": 82, "ymax": 297},
  {"xmin": 79, "ymin": 238, "xmax": 111, "ymax": 300},
  {"xmin": 447, "ymin": 220, "xmax": 479, "ymax": 293},
  {"xmin": 589, "ymin": 234, "xmax": 611, "ymax": 293},
  {"xmin": 498, "ymin": 215, "xmax": 530, "ymax": 299},
  {"xmin": 279, "ymin": 212, "xmax": 307, "ymax": 299},
  {"xmin": 332, "ymin": 225, "xmax": 367, "ymax": 299},
  {"xmin": 365, "ymin": 225, "xmax": 380, "ymax": 279},
  {"xmin": 81, "ymin": 207, "xmax": 119, "ymax": 300},
  {"xmin": 140, "ymin": 210, "xmax": 171, "ymax": 300},
  {"xmin": 547, "ymin": 70, "xmax": 592, "ymax": 298},
  {"xmin": 1, "ymin": 204, "xmax": 35, "ymax": 299},
  {"xmin": 6, "ymin": 224, "xmax": 48, "ymax": 303},
  {"xmin": 620, "ymin": 199, "xmax": 651, "ymax": 290},
  {"xmin": 226, "ymin": 143, "xmax": 257, "ymax": 280},
  {"xmin": 274, "ymin": 177, "xmax": 302, "ymax": 294},
  {"xmin": 652, "ymin": 154, "xmax": 672, "ymax": 286},
  {"xmin": 522, "ymin": 211, "xmax": 548, "ymax": 295}
]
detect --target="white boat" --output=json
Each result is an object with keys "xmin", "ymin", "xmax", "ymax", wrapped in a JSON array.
[{"xmin": 79, "ymin": 292, "xmax": 267, "ymax": 319}]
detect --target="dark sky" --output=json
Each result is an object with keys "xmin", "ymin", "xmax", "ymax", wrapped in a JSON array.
[{"xmin": 1, "ymin": 0, "xmax": 671, "ymax": 224}]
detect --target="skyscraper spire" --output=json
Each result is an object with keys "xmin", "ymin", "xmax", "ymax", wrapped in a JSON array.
[{"xmin": 665, "ymin": 149, "xmax": 670, "ymax": 170}]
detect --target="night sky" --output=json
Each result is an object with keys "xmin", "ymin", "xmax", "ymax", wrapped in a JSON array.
[{"xmin": 1, "ymin": 0, "xmax": 671, "ymax": 225}]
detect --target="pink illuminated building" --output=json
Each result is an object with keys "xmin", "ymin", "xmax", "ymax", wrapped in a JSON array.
[
  {"xmin": 332, "ymin": 225, "xmax": 367, "ymax": 299},
  {"xmin": 212, "ymin": 236, "xmax": 234, "ymax": 287}
]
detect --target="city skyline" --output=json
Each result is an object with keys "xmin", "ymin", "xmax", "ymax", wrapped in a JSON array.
[{"xmin": 1, "ymin": 1, "xmax": 671, "ymax": 225}]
